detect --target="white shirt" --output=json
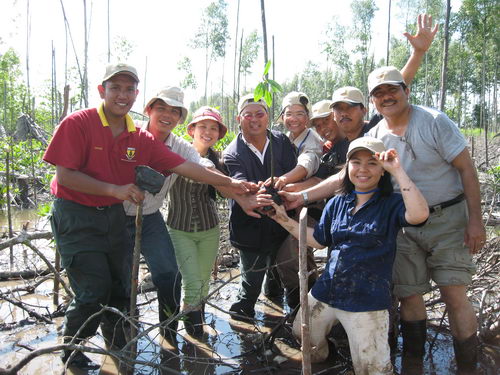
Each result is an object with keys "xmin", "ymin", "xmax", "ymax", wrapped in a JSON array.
[{"xmin": 288, "ymin": 128, "xmax": 323, "ymax": 178}]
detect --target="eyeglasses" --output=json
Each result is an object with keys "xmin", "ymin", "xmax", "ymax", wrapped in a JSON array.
[
  {"xmin": 284, "ymin": 111, "xmax": 307, "ymax": 119},
  {"xmin": 400, "ymin": 136, "xmax": 416, "ymax": 160},
  {"xmin": 241, "ymin": 111, "xmax": 266, "ymax": 120}
]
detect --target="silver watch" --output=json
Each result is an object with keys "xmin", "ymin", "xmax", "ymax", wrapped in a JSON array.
[{"xmin": 301, "ymin": 191, "xmax": 309, "ymax": 206}]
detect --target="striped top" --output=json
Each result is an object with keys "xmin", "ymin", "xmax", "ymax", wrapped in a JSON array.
[{"xmin": 166, "ymin": 150, "xmax": 220, "ymax": 232}]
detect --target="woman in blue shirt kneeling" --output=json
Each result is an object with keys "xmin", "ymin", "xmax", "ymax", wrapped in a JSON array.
[{"xmin": 269, "ymin": 136, "xmax": 429, "ymax": 374}]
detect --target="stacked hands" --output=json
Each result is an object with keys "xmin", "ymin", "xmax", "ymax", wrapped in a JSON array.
[{"xmin": 251, "ymin": 149, "xmax": 402, "ymax": 220}]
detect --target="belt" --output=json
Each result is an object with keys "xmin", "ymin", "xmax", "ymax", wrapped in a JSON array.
[{"xmin": 429, "ymin": 193, "xmax": 465, "ymax": 214}]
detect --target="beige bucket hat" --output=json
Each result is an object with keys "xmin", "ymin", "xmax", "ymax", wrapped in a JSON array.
[{"xmin": 144, "ymin": 86, "xmax": 188, "ymax": 123}]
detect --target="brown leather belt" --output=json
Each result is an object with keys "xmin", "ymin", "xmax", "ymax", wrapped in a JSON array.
[{"xmin": 429, "ymin": 193, "xmax": 465, "ymax": 214}]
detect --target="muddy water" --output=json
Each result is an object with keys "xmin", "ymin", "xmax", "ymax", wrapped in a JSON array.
[
  {"xmin": 0, "ymin": 207, "xmax": 46, "ymax": 232},
  {"xmin": 1, "ymin": 262, "xmax": 498, "ymax": 374}
]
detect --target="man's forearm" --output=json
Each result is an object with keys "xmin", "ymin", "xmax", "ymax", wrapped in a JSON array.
[
  {"xmin": 303, "ymin": 171, "xmax": 343, "ymax": 202},
  {"xmin": 56, "ymin": 166, "xmax": 115, "ymax": 196},
  {"xmin": 172, "ymin": 161, "xmax": 231, "ymax": 186}
]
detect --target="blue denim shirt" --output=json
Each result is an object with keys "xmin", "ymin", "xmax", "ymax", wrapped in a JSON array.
[{"xmin": 311, "ymin": 191, "xmax": 409, "ymax": 312}]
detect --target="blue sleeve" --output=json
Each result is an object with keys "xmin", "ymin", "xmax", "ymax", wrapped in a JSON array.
[
  {"xmin": 223, "ymin": 150, "xmax": 248, "ymax": 181},
  {"xmin": 277, "ymin": 132, "xmax": 298, "ymax": 173},
  {"xmin": 312, "ymin": 197, "xmax": 335, "ymax": 247}
]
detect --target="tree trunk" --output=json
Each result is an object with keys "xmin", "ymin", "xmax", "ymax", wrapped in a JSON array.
[
  {"xmin": 237, "ymin": 30, "xmax": 244, "ymax": 104},
  {"xmin": 480, "ymin": 15, "xmax": 487, "ymax": 166},
  {"xmin": 107, "ymin": 0, "xmax": 111, "ymax": 62},
  {"xmin": 386, "ymin": 0, "xmax": 391, "ymax": 65},
  {"xmin": 232, "ymin": 0, "xmax": 240, "ymax": 129},
  {"xmin": 439, "ymin": 0, "xmax": 451, "ymax": 111},
  {"xmin": 83, "ymin": 0, "xmax": 89, "ymax": 107},
  {"xmin": 260, "ymin": 0, "xmax": 269, "ymax": 69},
  {"xmin": 25, "ymin": 0, "xmax": 31, "ymax": 116}
]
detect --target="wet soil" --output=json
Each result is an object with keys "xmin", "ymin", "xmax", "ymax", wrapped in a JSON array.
[{"xmin": 1, "ymin": 261, "xmax": 499, "ymax": 375}]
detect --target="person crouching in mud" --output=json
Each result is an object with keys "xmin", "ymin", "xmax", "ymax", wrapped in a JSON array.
[{"xmin": 267, "ymin": 136, "xmax": 429, "ymax": 374}]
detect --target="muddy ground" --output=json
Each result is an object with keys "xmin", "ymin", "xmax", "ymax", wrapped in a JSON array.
[{"xmin": 0, "ymin": 135, "xmax": 499, "ymax": 374}]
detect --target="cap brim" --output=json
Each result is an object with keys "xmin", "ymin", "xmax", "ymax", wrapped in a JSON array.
[
  {"xmin": 369, "ymin": 81, "xmax": 403, "ymax": 94},
  {"xmin": 144, "ymin": 97, "xmax": 188, "ymax": 123},
  {"xmin": 330, "ymin": 99, "xmax": 362, "ymax": 107},
  {"xmin": 187, "ymin": 116, "xmax": 228, "ymax": 140},
  {"xmin": 347, "ymin": 146, "xmax": 377, "ymax": 159},
  {"xmin": 102, "ymin": 71, "xmax": 139, "ymax": 83}
]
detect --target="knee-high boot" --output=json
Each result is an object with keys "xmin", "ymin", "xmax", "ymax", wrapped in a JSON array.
[
  {"xmin": 453, "ymin": 333, "xmax": 478, "ymax": 374},
  {"xmin": 400, "ymin": 319, "xmax": 426, "ymax": 375}
]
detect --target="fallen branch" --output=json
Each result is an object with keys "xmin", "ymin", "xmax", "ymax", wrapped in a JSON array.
[
  {"xmin": 0, "ymin": 291, "xmax": 52, "ymax": 324},
  {"xmin": 0, "ymin": 230, "xmax": 53, "ymax": 251}
]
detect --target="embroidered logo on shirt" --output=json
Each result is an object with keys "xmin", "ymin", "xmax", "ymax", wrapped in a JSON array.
[
  {"xmin": 126, "ymin": 147, "xmax": 136, "ymax": 160},
  {"xmin": 94, "ymin": 146, "xmax": 103, "ymax": 150}
]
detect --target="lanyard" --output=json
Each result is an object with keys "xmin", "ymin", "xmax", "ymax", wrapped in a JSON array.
[{"xmin": 296, "ymin": 129, "xmax": 310, "ymax": 154}]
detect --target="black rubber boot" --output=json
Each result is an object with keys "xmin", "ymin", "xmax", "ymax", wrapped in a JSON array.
[
  {"xmin": 61, "ymin": 338, "xmax": 100, "ymax": 370},
  {"xmin": 160, "ymin": 319, "xmax": 178, "ymax": 344},
  {"xmin": 100, "ymin": 315, "xmax": 129, "ymax": 351},
  {"xmin": 401, "ymin": 319, "xmax": 426, "ymax": 375},
  {"xmin": 453, "ymin": 334, "xmax": 478, "ymax": 374},
  {"xmin": 184, "ymin": 310, "xmax": 204, "ymax": 336}
]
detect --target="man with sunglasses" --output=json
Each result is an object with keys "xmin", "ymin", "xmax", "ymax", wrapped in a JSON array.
[{"xmin": 367, "ymin": 66, "xmax": 485, "ymax": 374}]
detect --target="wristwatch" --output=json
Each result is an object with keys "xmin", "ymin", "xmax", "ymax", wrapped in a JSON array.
[{"xmin": 301, "ymin": 191, "xmax": 309, "ymax": 206}]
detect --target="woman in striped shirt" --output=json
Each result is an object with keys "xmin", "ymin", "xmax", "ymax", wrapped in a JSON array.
[{"xmin": 167, "ymin": 106, "xmax": 227, "ymax": 336}]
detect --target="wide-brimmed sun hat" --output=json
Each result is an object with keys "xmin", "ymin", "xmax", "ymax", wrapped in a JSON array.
[
  {"xmin": 187, "ymin": 106, "xmax": 228, "ymax": 140},
  {"xmin": 144, "ymin": 86, "xmax": 188, "ymax": 123}
]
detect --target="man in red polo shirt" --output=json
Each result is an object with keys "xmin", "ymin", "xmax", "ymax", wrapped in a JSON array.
[{"xmin": 44, "ymin": 63, "xmax": 251, "ymax": 370}]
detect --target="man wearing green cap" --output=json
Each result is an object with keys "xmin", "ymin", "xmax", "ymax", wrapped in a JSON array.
[{"xmin": 44, "ymin": 65, "xmax": 254, "ymax": 369}]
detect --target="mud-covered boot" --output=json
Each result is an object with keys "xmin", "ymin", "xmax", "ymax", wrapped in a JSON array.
[
  {"xmin": 61, "ymin": 337, "xmax": 100, "ymax": 370},
  {"xmin": 160, "ymin": 319, "xmax": 178, "ymax": 344},
  {"xmin": 101, "ymin": 317, "xmax": 129, "ymax": 352},
  {"xmin": 453, "ymin": 334, "xmax": 478, "ymax": 374},
  {"xmin": 184, "ymin": 310, "xmax": 204, "ymax": 337},
  {"xmin": 401, "ymin": 319, "xmax": 426, "ymax": 375}
]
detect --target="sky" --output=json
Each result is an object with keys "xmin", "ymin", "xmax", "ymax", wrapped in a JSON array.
[{"xmin": 0, "ymin": 0, "xmax": 454, "ymax": 113}]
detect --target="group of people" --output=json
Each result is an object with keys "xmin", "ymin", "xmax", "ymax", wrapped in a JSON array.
[{"xmin": 43, "ymin": 13, "xmax": 485, "ymax": 375}]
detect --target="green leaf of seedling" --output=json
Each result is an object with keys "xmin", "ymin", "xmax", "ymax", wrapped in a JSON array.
[
  {"xmin": 264, "ymin": 91, "xmax": 273, "ymax": 107},
  {"xmin": 263, "ymin": 60, "xmax": 272, "ymax": 76},
  {"xmin": 254, "ymin": 82, "xmax": 265, "ymax": 101},
  {"xmin": 268, "ymin": 79, "xmax": 283, "ymax": 93}
]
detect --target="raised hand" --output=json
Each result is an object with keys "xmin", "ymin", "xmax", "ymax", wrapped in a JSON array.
[
  {"xmin": 404, "ymin": 13, "xmax": 438, "ymax": 53},
  {"xmin": 374, "ymin": 148, "xmax": 401, "ymax": 174}
]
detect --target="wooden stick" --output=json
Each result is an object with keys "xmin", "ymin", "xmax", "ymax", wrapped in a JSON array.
[
  {"xmin": 299, "ymin": 207, "xmax": 312, "ymax": 375},
  {"xmin": 53, "ymin": 248, "xmax": 61, "ymax": 306},
  {"xmin": 128, "ymin": 202, "xmax": 143, "ymax": 372}
]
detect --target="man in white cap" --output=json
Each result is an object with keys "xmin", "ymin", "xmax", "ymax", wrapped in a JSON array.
[
  {"xmin": 122, "ymin": 86, "xmax": 199, "ymax": 344},
  {"xmin": 313, "ymin": 87, "xmax": 368, "ymax": 181},
  {"xmin": 44, "ymin": 65, "xmax": 254, "ymax": 369},
  {"xmin": 310, "ymin": 99, "xmax": 343, "ymax": 153},
  {"xmin": 367, "ymin": 66, "xmax": 485, "ymax": 374},
  {"xmin": 280, "ymin": 13, "xmax": 439, "ymax": 205},
  {"xmin": 123, "ymin": 87, "xmax": 263, "ymax": 343}
]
